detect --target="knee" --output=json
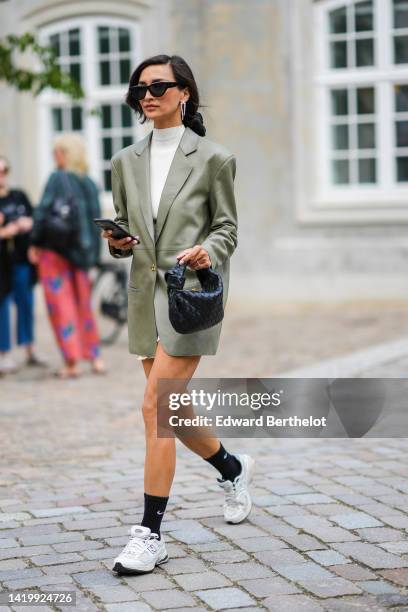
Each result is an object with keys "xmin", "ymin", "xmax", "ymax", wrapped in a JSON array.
[{"xmin": 141, "ymin": 388, "xmax": 157, "ymax": 430}]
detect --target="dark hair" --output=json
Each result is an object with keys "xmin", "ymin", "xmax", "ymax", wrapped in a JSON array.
[{"xmin": 125, "ymin": 54, "xmax": 206, "ymax": 137}]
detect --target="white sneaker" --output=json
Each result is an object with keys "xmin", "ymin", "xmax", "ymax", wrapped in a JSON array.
[
  {"xmin": 0, "ymin": 354, "xmax": 18, "ymax": 375},
  {"xmin": 217, "ymin": 454, "xmax": 255, "ymax": 524},
  {"xmin": 112, "ymin": 525, "xmax": 168, "ymax": 575}
]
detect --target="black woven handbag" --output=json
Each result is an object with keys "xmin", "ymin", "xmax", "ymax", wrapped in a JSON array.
[{"xmin": 164, "ymin": 261, "xmax": 224, "ymax": 334}]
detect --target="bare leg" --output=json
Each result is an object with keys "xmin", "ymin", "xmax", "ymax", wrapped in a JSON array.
[
  {"xmin": 55, "ymin": 359, "xmax": 82, "ymax": 379},
  {"xmin": 141, "ymin": 340, "xmax": 211, "ymax": 496},
  {"xmin": 141, "ymin": 350, "xmax": 221, "ymax": 461}
]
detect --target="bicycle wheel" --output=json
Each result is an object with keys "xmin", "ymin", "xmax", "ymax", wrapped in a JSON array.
[{"xmin": 92, "ymin": 265, "xmax": 128, "ymax": 345}]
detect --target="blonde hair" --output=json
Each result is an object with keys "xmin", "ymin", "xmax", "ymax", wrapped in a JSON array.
[{"xmin": 53, "ymin": 132, "xmax": 89, "ymax": 175}]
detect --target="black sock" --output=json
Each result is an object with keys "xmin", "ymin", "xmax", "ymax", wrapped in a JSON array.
[
  {"xmin": 204, "ymin": 442, "xmax": 242, "ymax": 482},
  {"xmin": 141, "ymin": 493, "xmax": 169, "ymax": 539}
]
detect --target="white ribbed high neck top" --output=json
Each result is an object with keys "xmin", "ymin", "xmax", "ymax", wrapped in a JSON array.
[{"xmin": 150, "ymin": 124, "xmax": 185, "ymax": 220}]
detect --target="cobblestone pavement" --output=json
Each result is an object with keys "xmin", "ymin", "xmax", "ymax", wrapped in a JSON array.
[{"xmin": 1, "ymin": 296, "xmax": 408, "ymax": 611}]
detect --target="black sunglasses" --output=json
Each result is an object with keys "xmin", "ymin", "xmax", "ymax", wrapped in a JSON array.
[{"xmin": 130, "ymin": 81, "xmax": 179, "ymax": 100}]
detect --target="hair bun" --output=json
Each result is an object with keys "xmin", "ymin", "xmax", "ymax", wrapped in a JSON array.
[{"xmin": 189, "ymin": 111, "xmax": 206, "ymax": 136}]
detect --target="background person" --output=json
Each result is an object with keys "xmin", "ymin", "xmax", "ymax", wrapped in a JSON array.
[
  {"xmin": 29, "ymin": 134, "xmax": 106, "ymax": 379},
  {"xmin": 0, "ymin": 155, "xmax": 44, "ymax": 374}
]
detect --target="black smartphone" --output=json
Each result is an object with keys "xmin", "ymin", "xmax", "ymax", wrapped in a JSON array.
[{"xmin": 94, "ymin": 218, "xmax": 140, "ymax": 243}]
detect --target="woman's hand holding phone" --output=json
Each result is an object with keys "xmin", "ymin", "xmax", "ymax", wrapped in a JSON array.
[
  {"xmin": 94, "ymin": 219, "xmax": 140, "ymax": 251},
  {"xmin": 101, "ymin": 229, "xmax": 140, "ymax": 250}
]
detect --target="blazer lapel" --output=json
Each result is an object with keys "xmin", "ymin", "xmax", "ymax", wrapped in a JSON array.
[
  {"xmin": 133, "ymin": 126, "xmax": 199, "ymax": 245},
  {"xmin": 133, "ymin": 131, "xmax": 154, "ymax": 244}
]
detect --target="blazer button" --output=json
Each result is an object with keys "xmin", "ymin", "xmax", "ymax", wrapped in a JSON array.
[{"xmin": 151, "ymin": 263, "xmax": 156, "ymax": 272}]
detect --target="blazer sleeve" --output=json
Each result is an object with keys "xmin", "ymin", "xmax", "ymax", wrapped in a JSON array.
[
  {"xmin": 108, "ymin": 158, "xmax": 133, "ymax": 259},
  {"xmin": 201, "ymin": 154, "xmax": 238, "ymax": 269}
]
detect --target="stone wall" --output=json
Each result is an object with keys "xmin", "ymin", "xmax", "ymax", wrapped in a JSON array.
[{"xmin": 1, "ymin": 0, "xmax": 408, "ymax": 300}]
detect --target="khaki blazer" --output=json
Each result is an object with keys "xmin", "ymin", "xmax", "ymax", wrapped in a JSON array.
[{"xmin": 108, "ymin": 125, "xmax": 238, "ymax": 357}]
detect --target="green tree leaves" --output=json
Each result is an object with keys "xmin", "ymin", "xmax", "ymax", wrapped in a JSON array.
[{"xmin": 0, "ymin": 32, "xmax": 84, "ymax": 99}]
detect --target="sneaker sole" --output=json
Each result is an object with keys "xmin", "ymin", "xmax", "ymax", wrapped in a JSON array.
[
  {"xmin": 112, "ymin": 554, "xmax": 169, "ymax": 575},
  {"xmin": 226, "ymin": 455, "xmax": 255, "ymax": 524}
]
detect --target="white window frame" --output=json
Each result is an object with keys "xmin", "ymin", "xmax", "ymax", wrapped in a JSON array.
[
  {"xmin": 294, "ymin": 0, "xmax": 408, "ymax": 223},
  {"xmin": 37, "ymin": 16, "xmax": 142, "ymax": 209}
]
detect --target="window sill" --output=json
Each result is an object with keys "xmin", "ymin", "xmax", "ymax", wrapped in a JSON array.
[{"xmin": 296, "ymin": 199, "xmax": 408, "ymax": 225}]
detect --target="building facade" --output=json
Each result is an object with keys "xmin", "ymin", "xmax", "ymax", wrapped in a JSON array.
[{"xmin": 1, "ymin": 0, "xmax": 408, "ymax": 301}]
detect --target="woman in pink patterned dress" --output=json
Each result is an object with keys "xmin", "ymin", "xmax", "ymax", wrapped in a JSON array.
[{"xmin": 29, "ymin": 133, "xmax": 106, "ymax": 379}]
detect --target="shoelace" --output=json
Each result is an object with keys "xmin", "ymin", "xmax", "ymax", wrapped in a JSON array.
[
  {"xmin": 122, "ymin": 527, "xmax": 159, "ymax": 555},
  {"xmin": 220, "ymin": 477, "xmax": 244, "ymax": 508}
]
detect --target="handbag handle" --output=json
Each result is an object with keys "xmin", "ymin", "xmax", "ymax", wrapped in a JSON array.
[
  {"xmin": 165, "ymin": 261, "xmax": 187, "ymax": 289},
  {"xmin": 165, "ymin": 260, "xmax": 214, "ymax": 290}
]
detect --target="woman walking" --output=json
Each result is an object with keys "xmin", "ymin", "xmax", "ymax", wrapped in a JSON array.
[
  {"xmin": 0, "ymin": 155, "xmax": 44, "ymax": 373},
  {"xmin": 102, "ymin": 54, "xmax": 254, "ymax": 575},
  {"xmin": 29, "ymin": 134, "xmax": 106, "ymax": 379}
]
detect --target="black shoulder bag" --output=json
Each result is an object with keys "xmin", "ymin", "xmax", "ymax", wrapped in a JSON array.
[
  {"xmin": 39, "ymin": 172, "xmax": 80, "ymax": 254},
  {"xmin": 164, "ymin": 261, "xmax": 224, "ymax": 334}
]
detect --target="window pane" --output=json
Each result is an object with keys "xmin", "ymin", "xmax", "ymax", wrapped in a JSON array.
[
  {"xmin": 102, "ymin": 137, "xmax": 112, "ymax": 160},
  {"xmin": 329, "ymin": 7, "xmax": 347, "ymax": 33},
  {"xmin": 71, "ymin": 106, "xmax": 82, "ymax": 131},
  {"xmin": 357, "ymin": 87, "xmax": 375, "ymax": 114},
  {"xmin": 355, "ymin": 1, "xmax": 373, "ymax": 31},
  {"xmin": 120, "ymin": 58, "xmax": 131, "ymax": 84},
  {"xmin": 356, "ymin": 38, "xmax": 374, "ymax": 66},
  {"xmin": 394, "ymin": 0, "xmax": 408, "ymax": 28},
  {"xmin": 59, "ymin": 61, "xmax": 69, "ymax": 76},
  {"xmin": 395, "ymin": 84, "xmax": 408, "ymax": 111},
  {"xmin": 332, "ymin": 124, "xmax": 349, "ymax": 149},
  {"xmin": 104, "ymin": 169, "xmax": 112, "ymax": 192},
  {"xmin": 122, "ymin": 136, "xmax": 133, "ymax": 148},
  {"xmin": 69, "ymin": 29, "xmax": 80, "ymax": 56},
  {"xmin": 331, "ymin": 89, "xmax": 348, "ymax": 115},
  {"xmin": 394, "ymin": 35, "xmax": 408, "ymax": 64},
  {"xmin": 112, "ymin": 137, "xmax": 121, "ymax": 154},
  {"xmin": 101, "ymin": 105, "xmax": 112, "ymax": 128},
  {"xmin": 332, "ymin": 159, "xmax": 350, "ymax": 184},
  {"xmin": 100, "ymin": 61, "xmax": 111, "ymax": 85},
  {"xmin": 52, "ymin": 108, "xmax": 62, "ymax": 131},
  {"xmin": 70, "ymin": 63, "xmax": 81, "ymax": 84},
  {"xmin": 358, "ymin": 158, "xmax": 376, "ymax": 183},
  {"xmin": 330, "ymin": 41, "xmax": 348, "ymax": 68},
  {"xmin": 357, "ymin": 123, "xmax": 375, "ymax": 148},
  {"xmin": 50, "ymin": 34, "xmax": 60, "ymax": 57},
  {"xmin": 121, "ymin": 104, "xmax": 132, "ymax": 127},
  {"xmin": 119, "ymin": 28, "xmax": 131, "ymax": 52},
  {"xmin": 397, "ymin": 156, "xmax": 408, "ymax": 181},
  {"xmin": 396, "ymin": 120, "xmax": 408, "ymax": 147},
  {"xmin": 98, "ymin": 26, "xmax": 110, "ymax": 53}
]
